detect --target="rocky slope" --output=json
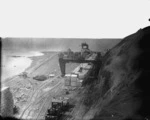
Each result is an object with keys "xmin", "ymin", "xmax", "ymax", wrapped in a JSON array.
[{"xmin": 70, "ymin": 26, "xmax": 150, "ymax": 120}]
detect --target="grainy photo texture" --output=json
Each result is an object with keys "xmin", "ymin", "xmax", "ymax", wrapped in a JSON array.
[{"xmin": 0, "ymin": 28, "xmax": 150, "ymax": 120}]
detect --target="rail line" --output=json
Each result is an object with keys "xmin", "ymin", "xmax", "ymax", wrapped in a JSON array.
[
  {"xmin": 19, "ymin": 75, "xmax": 60, "ymax": 119},
  {"xmin": 23, "ymin": 81, "xmax": 62, "ymax": 120},
  {"xmin": 35, "ymin": 82, "xmax": 63, "ymax": 120},
  {"xmin": 19, "ymin": 77, "xmax": 63, "ymax": 119}
]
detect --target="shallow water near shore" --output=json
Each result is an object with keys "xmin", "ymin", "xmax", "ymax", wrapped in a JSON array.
[{"xmin": 1, "ymin": 50, "xmax": 44, "ymax": 81}]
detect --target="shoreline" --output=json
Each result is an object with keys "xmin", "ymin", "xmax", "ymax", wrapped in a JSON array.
[
  {"xmin": 2, "ymin": 51, "xmax": 57, "ymax": 85},
  {"xmin": 24, "ymin": 51, "xmax": 57, "ymax": 75}
]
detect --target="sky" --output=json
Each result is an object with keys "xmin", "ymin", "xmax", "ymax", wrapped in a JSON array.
[{"xmin": 0, "ymin": 0, "xmax": 150, "ymax": 38}]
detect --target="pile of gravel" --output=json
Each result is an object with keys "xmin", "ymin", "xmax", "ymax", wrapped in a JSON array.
[{"xmin": 33, "ymin": 75, "xmax": 48, "ymax": 81}]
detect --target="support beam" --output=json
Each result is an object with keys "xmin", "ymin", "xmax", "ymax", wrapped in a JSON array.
[
  {"xmin": 59, "ymin": 58, "xmax": 66, "ymax": 77},
  {"xmin": 59, "ymin": 58, "xmax": 101, "ymax": 77}
]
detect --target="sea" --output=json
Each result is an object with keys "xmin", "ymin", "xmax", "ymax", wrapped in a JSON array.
[{"xmin": 1, "ymin": 50, "xmax": 44, "ymax": 81}]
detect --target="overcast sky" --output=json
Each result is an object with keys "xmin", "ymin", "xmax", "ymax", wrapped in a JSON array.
[{"xmin": 0, "ymin": 0, "xmax": 150, "ymax": 38}]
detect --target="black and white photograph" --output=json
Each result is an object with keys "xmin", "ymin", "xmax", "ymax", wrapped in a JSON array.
[{"xmin": 0, "ymin": 0, "xmax": 150, "ymax": 120}]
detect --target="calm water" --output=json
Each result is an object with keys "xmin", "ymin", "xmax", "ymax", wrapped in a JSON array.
[{"xmin": 1, "ymin": 51, "xmax": 44, "ymax": 81}]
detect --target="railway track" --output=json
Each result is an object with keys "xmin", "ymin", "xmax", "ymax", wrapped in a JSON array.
[
  {"xmin": 35, "ymin": 82, "xmax": 63, "ymax": 120},
  {"xmin": 19, "ymin": 75, "xmax": 60, "ymax": 118},
  {"xmin": 19, "ymin": 76, "xmax": 63, "ymax": 120},
  {"xmin": 22, "ymin": 81, "xmax": 63, "ymax": 120}
]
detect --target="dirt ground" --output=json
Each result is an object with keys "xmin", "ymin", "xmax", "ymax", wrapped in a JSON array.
[{"xmin": 2, "ymin": 52, "xmax": 79, "ymax": 120}]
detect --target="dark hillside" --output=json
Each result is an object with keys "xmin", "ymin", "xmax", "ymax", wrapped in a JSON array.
[
  {"xmin": 69, "ymin": 26, "xmax": 150, "ymax": 120},
  {"xmin": 135, "ymin": 26, "xmax": 150, "ymax": 119}
]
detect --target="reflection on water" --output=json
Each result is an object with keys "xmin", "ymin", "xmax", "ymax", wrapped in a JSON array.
[{"xmin": 1, "ymin": 51, "xmax": 44, "ymax": 81}]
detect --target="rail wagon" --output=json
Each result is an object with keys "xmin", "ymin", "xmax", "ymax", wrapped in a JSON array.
[{"xmin": 45, "ymin": 97, "xmax": 69, "ymax": 120}]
